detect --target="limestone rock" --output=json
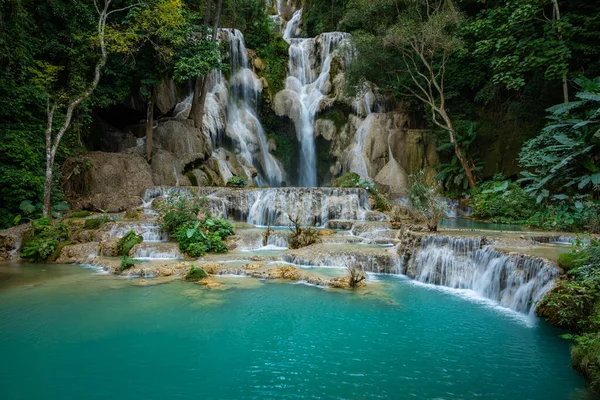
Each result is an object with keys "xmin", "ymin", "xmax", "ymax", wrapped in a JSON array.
[
  {"xmin": 153, "ymin": 119, "xmax": 212, "ymax": 161},
  {"xmin": 66, "ymin": 152, "xmax": 153, "ymax": 212},
  {"xmin": 56, "ymin": 242, "xmax": 101, "ymax": 264},
  {"xmin": 155, "ymin": 80, "xmax": 177, "ymax": 115}
]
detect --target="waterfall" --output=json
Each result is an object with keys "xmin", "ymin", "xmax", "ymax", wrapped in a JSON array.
[
  {"xmin": 109, "ymin": 222, "xmax": 169, "ymax": 242},
  {"xmin": 284, "ymin": 28, "xmax": 351, "ymax": 186},
  {"xmin": 403, "ymin": 236, "xmax": 560, "ymax": 316},
  {"xmin": 171, "ymin": 31, "xmax": 283, "ymax": 187},
  {"xmin": 225, "ymin": 29, "xmax": 284, "ymax": 187}
]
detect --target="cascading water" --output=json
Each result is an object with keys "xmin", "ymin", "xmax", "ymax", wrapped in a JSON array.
[
  {"xmin": 224, "ymin": 29, "xmax": 284, "ymax": 187},
  {"xmin": 142, "ymin": 186, "xmax": 379, "ymax": 226},
  {"xmin": 172, "ymin": 30, "xmax": 283, "ymax": 186},
  {"xmin": 283, "ymin": 15, "xmax": 351, "ymax": 186},
  {"xmin": 402, "ymin": 236, "xmax": 560, "ymax": 316}
]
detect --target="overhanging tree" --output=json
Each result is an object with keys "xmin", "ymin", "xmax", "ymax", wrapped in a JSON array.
[
  {"xmin": 34, "ymin": 0, "xmax": 140, "ymax": 218},
  {"xmin": 387, "ymin": 0, "xmax": 477, "ymax": 189}
]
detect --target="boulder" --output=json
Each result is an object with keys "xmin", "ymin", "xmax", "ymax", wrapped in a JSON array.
[
  {"xmin": 67, "ymin": 152, "xmax": 153, "ymax": 212},
  {"xmin": 155, "ymin": 80, "xmax": 177, "ymax": 115},
  {"xmin": 56, "ymin": 242, "xmax": 101, "ymax": 264},
  {"xmin": 153, "ymin": 119, "xmax": 212, "ymax": 162}
]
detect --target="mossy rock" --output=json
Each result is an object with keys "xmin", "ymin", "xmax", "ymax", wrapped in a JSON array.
[
  {"xmin": 116, "ymin": 230, "xmax": 143, "ymax": 256},
  {"xmin": 185, "ymin": 266, "xmax": 208, "ymax": 281},
  {"xmin": 84, "ymin": 218, "xmax": 111, "ymax": 230}
]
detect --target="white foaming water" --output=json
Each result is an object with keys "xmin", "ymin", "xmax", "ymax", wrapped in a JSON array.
[
  {"xmin": 109, "ymin": 222, "xmax": 169, "ymax": 242},
  {"xmin": 225, "ymin": 29, "xmax": 284, "ymax": 187},
  {"xmin": 405, "ymin": 236, "xmax": 560, "ymax": 316},
  {"xmin": 171, "ymin": 31, "xmax": 283, "ymax": 186},
  {"xmin": 133, "ymin": 243, "xmax": 183, "ymax": 260},
  {"xmin": 284, "ymin": 24, "xmax": 351, "ymax": 186},
  {"xmin": 283, "ymin": 9, "xmax": 302, "ymax": 42},
  {"xmin": 142, "ymin": 187, "xmax": 375, "ymax": 226}
]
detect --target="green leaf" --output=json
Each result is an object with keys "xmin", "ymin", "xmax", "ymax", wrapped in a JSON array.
[{"xmin": 591, "ymin": 174, "xmax": 600, "ymax": 185}]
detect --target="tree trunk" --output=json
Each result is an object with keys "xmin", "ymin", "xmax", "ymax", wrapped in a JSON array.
[
  {"xmin": 41, "ymin": 0, "xmax": 135, "ymax": 218},
  {"xmin": 43, "ymin": 155, "xmax": 54, "ymax": 218},
  {"xmin": 145, "ymin": 86, "xmax": 155, "ymax": 162},
  {"xmin": 189, "ymin": 0, "xmax": 215, "ymax": 129},
  {"xmin": 552, "ymin": 0, "xmax": 569, "ymax": 103},
  {"xmin": 440, "ymin": 109, "xmax": 477, "ymax": 190}
]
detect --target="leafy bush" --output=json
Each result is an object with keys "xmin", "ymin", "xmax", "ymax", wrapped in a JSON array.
[
  {"xmin": 156, "ymin": 194, "xmax": 234, "ymax": 258},
  {"xmin": 407, "ymin": 171, "xmax": 447, "ymax": 232},
  {"xmin": 154, "ymin": 193, "xmax": 207, "ymax": 235},
  {"xmin": 227, "ymin": 176, "xmax": 248, "ymax": 188},
  {"xmin": 84, "ymin": 218, "xmax": 111, "ymax": 230},
  {"xmin": 173, "ymin": 218, "xmax": 234, "ymax": 257},
  {"xmin": 526, "ymin": 201, "xmax": 600, "ymax": 233},
  {"xmin": 538, "ymin": 239, "xmax": 600, "ymax": 391},
  {"xmin": 519, "ymin": 77, "xmax": 600, "ymax": 203},
  {"xmin": 117, "ymin": 230, "xmax": 143, "ymax": 257},
  {"xmin": 331, "ymin": 172, "xmax": 390, "ymax": 211},
  {"xmin": 120, "ymin": 256, "xmax": 136, "ymax": 271},
  {"xmin": 185, "ymin": 265, "xmax": 208, "ymax": 281},
  {"xmin": 472, "ymin": 174, "xmax": 540, "ymax": 223},
  {"xmin": 20, "ymin": 218, "xmax": 68, "ymax": 262},
  {"xmin": 69, "ymin": 211, "xmax": 93, "ymax": 218}
]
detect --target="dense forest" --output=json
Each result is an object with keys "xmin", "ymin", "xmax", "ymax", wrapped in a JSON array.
[{"xmin": 1, "ymin": 0, "xmax": 599, "ymax": 230}]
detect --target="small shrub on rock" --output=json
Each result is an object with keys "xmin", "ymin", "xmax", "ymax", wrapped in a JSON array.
[
  {"xmin": 84, "ymin": 218, "xmax": 111, "ymax": 230},
  {"xmin": 21, "ymin": 218, "xmax": 68, "ymax": 262},
  {"xmin": 331, "ymin": 172, "xmax": 390, "ymax": 211},
  {"xmin": 120, "ymin": 256, "xmax": 136, "ymax": 271},
  {"xmin": 185, "ymin": 265, "xmax": 208, "ymax": 281},
  {"xmin": 154, "ymin": 193, "xmax": 207, "ymax": 234},
  {"xmin": 227, "ymin": 176, "xmax": 248, "ymax": 188},
  {"xmin": 407, "ymin": 171, "xmax": 447, "ymax": 232},
  {"xmin": 117, "ymin": 230, "xmax": 143, "ymax": 256},
  {"xmin": 287, "ymin": 214, "xmax": 320, "ymax": 250},
  {"xmin": 69, "ymin": 211, "xmax": 93, "ymax": 218}
]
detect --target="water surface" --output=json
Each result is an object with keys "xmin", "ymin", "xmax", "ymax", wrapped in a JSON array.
[{"xmin": 0, "ymin": 264, "xmax": 590, "ymax": 400}]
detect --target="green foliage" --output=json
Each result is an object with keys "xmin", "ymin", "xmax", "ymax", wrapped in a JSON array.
[
  {"xmin": 20, "ymin": 218, "xmax": 68, "ymax": 262},
  {"xmin": 467, "ymin": 0, "xmax": 571, "ymax": 90},
  {"xmin": 185, "ymin": 265, "xmax": 208, "ymax": 281},
  {"xmin": 519, "ymin": 77, "xmax": 600, "ymax": 203},
  {"xmin": 117, "ymin": 230, "xmax": 144, "ymax": 257},
  {"xmin": 154, "ymin": 193, "xmax": 207, "ymax": 235},
  {"xmin": 244, "ymin": 16, "xmax": 289, "ymax": 94},
  {"xmin": 226, "ymin": 176, "xmax": 248, "ymax": 188},
  {"xmin": 538, "ymin": 239, "xmax": 600, "ymax": 391},
  {"xmin": 120, "ymin": 256, "xmax": 136, "ymax": 271},
  {"xmin": 407, "ymin": 171, "xmax": 447, "ymax": 231},
  {"xmin": 172, "ymin": 218, "xmax": 233, "ymax": 257},
  {"xmin": 155, "ymin": 194, "xmax": 233, "ymax": 257},
  {"xmin": 84, "ymin": 218, "xmax": 111, "ymax": 230},
  {"xmin": 472, "ymin": 174, "xmax": 539, "ymax": 223},
  {"xmin": 301, "ymin": 0, "xmax": 348, "ymax": 38}
]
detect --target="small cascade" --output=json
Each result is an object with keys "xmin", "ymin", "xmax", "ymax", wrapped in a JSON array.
[
  {"xmin": 109, "ymin": 222, "xmax": 169, "ymax": 242},
  {"xmin": 142, "ymin": 187, "xmax": 376, "ymax": 226},
  {"xmin": 133, "ymin": 243, "xmax": 184, "ymax": 260},
  {"xmin": 283, "ymin": 9, "xmax": 302, "ymax": 41},
  {"xmin": 403, "ymin": 236, "xmax": 560, "ymax": 315},
  {"xmin": 238, "ymin": 230, "xmax": 289, "ymax": 251},
  {"xmin": 284, "ymin": 21, "xmax": 351, "ymax": 186},
  {"xmin": 282, "ymin": 253, "xmax": 402, "ymax": 274}
]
